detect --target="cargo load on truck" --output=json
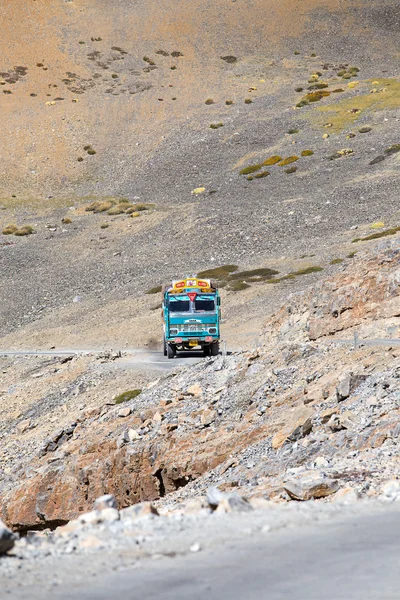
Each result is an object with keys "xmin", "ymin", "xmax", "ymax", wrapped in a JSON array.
[{"xmin": 162, "ymin": 277, "xmax": 221, "ymax": 359}]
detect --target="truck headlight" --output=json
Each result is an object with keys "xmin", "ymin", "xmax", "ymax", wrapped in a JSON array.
[
  {"xmin": 170, "ymin": 328, "xmax": 178, "ymax": 335},
  {"xmin": 209, "ymin": 327, "xmax": 217, "ymax": 334}
]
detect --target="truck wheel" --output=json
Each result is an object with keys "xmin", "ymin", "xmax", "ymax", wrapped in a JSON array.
[
  {"xmin": 163, "ymin": 335, "xmax": 167, "ymax": 356},
  {"xmin": 203, "ymin": 345, "xmax": 210, "ymax": 357},
  {"xmin": 167, "ymin": 344, "xmax": 176, "ymax": 359},
  {"xmin": 210, "ymin": 342, "xmax": 219, "ymax": 356}
]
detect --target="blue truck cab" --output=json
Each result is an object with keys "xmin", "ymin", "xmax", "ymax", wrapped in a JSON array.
[{"xmin": 162, "ymin": 278, "xmax": 221, "ymax": 359}]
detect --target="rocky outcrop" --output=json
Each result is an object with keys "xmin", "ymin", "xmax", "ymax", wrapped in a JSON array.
[{"xmin": 260, "ymin": 244, "xmax": 400, "ymax": 344}]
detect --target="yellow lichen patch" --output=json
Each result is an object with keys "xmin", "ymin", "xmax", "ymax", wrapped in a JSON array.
[
  {"xmin": 263, "ymin": 155, "xmax": 282, "ymax": 166},
  {"xmin": 191, "ymin": 187, "xmax": 206, "ymax": 195},
  {"xmin": 370, "ymin": 221, "xmax": 385, "ymax": 229},
  {"xmin": 347, "ymin": 81, "xmax": 359, "ymax": 89},
  {"xmin": 312, "ymin": 79, "xmax": 400, "ymax": 132},
  {"xmin": 277, "ymin": 156, "xmax": 299, "ymax": 167}
]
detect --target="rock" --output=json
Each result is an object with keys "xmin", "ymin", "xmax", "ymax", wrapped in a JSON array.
[
  {"xmin": 16, "ymin": 419, "xmax": 31, "ymax": 434},
  {"xmin": 380, "ymin": 480, "xmax": 400, "ymax": 501},
  {"xmin": 118, "ymin": 407, "xmax": 131, "ymax": 418},
  {"xmin": 94, "ymin": 494, "xmax": 117, "ymax": 511},
  {"xmin": 0, "ymin": 519, "xmax": 16, "ymax": 554},
  {"xmin": 206, "ymin": 487, "xmax": 252, "ymax": 512},
  {"xmin": 128, "ymin": 428, "xmax": 141, "ymax": 441},
  {"xmin": 272, "ymin": 406, "xmax": 314, "ymax": 449},
  {"xmin": 321, "ymin": 407, "xmax": 337, "ymax": 423},
  {"xmin": 78, "ymin": 507, "xmax": 120, "ymax": 525},
  {"xmin": 284, "ymin": 475, "xmax": 339, "ymax": 501},
  {"xmin": 315, "ymin": 456, "xmax": 329, "ymax": 468},
  {"xmin": 187, "ymin": 384, "xmax": 203, "ymax": 397},
  {"xmin": 332, "ymin": 487, "xmax": 360, "ymax": 504},
  {"xmin": 190, "ymin": 542, "xmax": 201, "ymax": 552},
  {"xmin": 152, "ymin": 411, "xmax": 163, "ymax": 423},
  {"xmin": 201, "ymin": 408, "xmax": 216, "ymax": 426},
  {"xmin": 336, "ymin": 374, "xmax": 367, "ymax": 401},
  {"xmin": 120, "ymin": 502, "xmax": 159, "ymax": 520}
]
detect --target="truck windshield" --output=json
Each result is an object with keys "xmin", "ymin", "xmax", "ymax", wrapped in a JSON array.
[
  {"xmin": 169, "ymin": 296, "xmax": 190, "ymax": 312},
  {"xmin": 194, "ymin": 295, "xmax": 215, "ymax": 312}
]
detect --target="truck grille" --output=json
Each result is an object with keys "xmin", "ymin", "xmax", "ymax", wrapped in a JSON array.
[{"xmin": 180, "ymin": 323, "xmax": 215, "ymax": 333}]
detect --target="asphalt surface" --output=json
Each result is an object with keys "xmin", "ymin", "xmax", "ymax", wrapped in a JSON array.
[{"xmin": 46, "ymin": 507, "xmax": 400, "ymax": 600}]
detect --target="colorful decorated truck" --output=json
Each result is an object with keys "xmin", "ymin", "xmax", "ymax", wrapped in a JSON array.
[{"xmin": 162, "ymin": 278, "xmax": 221, "ymax": 358}]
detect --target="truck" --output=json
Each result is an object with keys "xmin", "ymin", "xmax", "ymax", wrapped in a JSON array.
[{"xmin": 162, "ymin": 277, "xmax": 221, "ymax": 359}]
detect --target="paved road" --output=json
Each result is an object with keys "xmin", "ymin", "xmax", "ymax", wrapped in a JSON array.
[{"xmin": 48, "ymin": 508, "xmax": 400, "ymax": 600}]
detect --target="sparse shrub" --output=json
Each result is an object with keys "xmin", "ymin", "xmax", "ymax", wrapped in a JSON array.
[
  {"xmin": 285, "ymin": 166, "xmax": 297, "ymax": 174},
  {"xmin": 62, "ymin": 217, "xmax": 72, "ymax": 224},
  {"xmin": 107, "ymin": 203, "xmax": 130, "ymax": 215},
  {"xmin": 370, "ymin": 156, "xmax": 385, "ymax": 165},
  {"xmin": 247, "ymin": 176, "xmax": 254, "ymax": 181},
  {"xmin": 308, "ymin": 83, "xmax": 329, "ymax": 90},
  {"xmin": 112, "ymin": 74, "xmax": 119, "ymax": 79},
  {"xmin": 384, "ymin": 144, "xmax": 400, "ymax": 155},
  {"xmin": 228, "ymin": 280, "xmax": 250, "ymax": 292},
  {"xmin": 197, "ymin": 265, "xmax": 238, "ymax": 279},
  {"xmin": 263, "ymin": 156, "xmax": 282, "ymax": 166},
  {"xmin": 296, "ymin": 90, "xmax": 330, "ymax": 107},
  {"xmin": 287, "ymin": 128, "xmax": 299, "ymax": 134},
  {"xmin": 225, "ymin": 100, "xmax": 234, "ymax": 105},
  {"xmin": 229, "ymin": 268, "xmax": 279, "ymax": 281},
  {"xmin": 146, "ymin": 285, "xmax": 162, "ymax": 294},
  {"xmin": 294, "ymin": 51, "xmax": 300, "ymax": 55},
  {"xmin": 295, "ymin": 87, "xmax": 304, "ymax": 92},
  {"xmin": 310, "ymin": 53, "xmax": 317, "ymax": 57},
  {"xmin": 77, "ymin": 157, "xmax": 84, "ymax": 162},
  {"xmin": 352, "ymin": 226, "xmax": 400, "ymax": 243},
  {"xmin": 170, "ymin": 66, "xmax": 177, "ymax": 70},
  {"xmin": 210, "ymin": 122, "xmax": 223, "ymax": 129},
  {"xmin": 244, "ymin": 98, "xmax": 252, "ymax": 104},
  {"xmin": 205, "ymin": 98, "xmax": 214, "ymax": 105},
  {"xmin": 114, "ymin": 389, "xmax": 141, "ymax": 404},
  {"xmin": 278, "ymin": 156, "xmax": 299, "ymax": 167},
  {"xmin": 301, "ymin": 150, "xmax": 314, "ymax": 157},
  {"xmin": 291, "ymin": 266, "xmax": 323, "ymax": 275},
  {"xmin": 359, "ymin": 126, "xmax": 372, "ymax": 133},
  {"xmin": 14, "ymin": 225, "xmax": 34, "ymax": 236},
  {"xmin": 132, "ymin": 203, "xmax": 153, "ymax": 212},
  {"xmin": 2, "ymin": 224, "xmax": 18, "ymax": 235},
  {"xmin": 93, "ymin": 201, "xmax": 114, "ymax": 213},
  {"xmin": 87, "ymin": 149, "xmax": 96, "ymax": 155},
  {"xmin": 330, "ymin": 258, "xmax": 344, "ymax": 265},
  {"xmin": 240, "ymin": 164, "xmax": 262, "ymax": 175},
  {"xmin": 143, "ymin": 56, "xmax": 155, "ymax": 65},
  {"xmin": 100, "ymin": 223, "xmax": 109, "ymax": 229},
  {"xmin": 254, "ymin": 171, "xmax": 270, "ymax": 179},
  {"xmin": 347, "ymin": 251, "xmax": 357, "ymax": 258},
  {"xmin": 171, "ymin": 51, "xmax": 184, "ymax": 57},
  {"xmin": 130, "ymin": 212, "xmax": 140, "ymax": 218}
]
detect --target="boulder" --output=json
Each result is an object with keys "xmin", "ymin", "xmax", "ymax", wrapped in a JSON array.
[
  {"xmin": 0, "ymin": 519, "xmax": 16, "ymax": 554},
  {"xmin": 336, "ymin": 374, "xmax": 367, "ymax": 401},
  {"xmin": 284, "ymin": 475, "xmax": 339, "ymax": 501},
  {"xmin": 272, "ymin": 406, "xmax": 314, "ymax": 449}
]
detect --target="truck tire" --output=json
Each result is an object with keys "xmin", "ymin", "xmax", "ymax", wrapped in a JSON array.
[
  {"xmin": 203, "ymin": 345, "xmax": 210, "ymax": 357},
  {"xmin": 163, "ymin": 335, "xmax": 167, "ymax": 356},
  {"xmin": 167, "ymin": 344, "xmax": 176, "ymax": 359},
  {"xmin": 210, "ymin": 341, "xmax": 219, "ymax": 356}
]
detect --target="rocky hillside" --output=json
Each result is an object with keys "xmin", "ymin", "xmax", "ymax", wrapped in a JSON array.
[
  {"xmin": 1, "ymin": 240, "xmax": 399, "ymax": 531},
  {"xmin": 0, "ymin": 0, "xmax": 399, "ymax": 352}
]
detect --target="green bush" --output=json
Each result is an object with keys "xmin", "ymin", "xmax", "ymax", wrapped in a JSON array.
[{"xmin": 114, "ymin": 389, "xmax": 142, "ymax": 404}]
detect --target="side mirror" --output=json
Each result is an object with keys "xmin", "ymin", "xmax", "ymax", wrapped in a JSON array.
[{"xmin": 217, "ymin": 297, "xmax": 221, "ymax": 306}]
